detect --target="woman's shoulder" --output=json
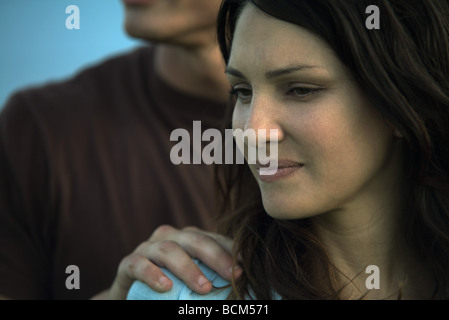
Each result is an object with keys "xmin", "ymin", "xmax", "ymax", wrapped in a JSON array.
[{"xmin": 127, "ymin": 260, "xmax": 232, "ymax": 300}]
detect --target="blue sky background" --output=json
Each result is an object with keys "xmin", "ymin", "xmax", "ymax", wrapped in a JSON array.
[{"xmin": 0, "ymin": 0, "xmax": 142, "ymax": 109}]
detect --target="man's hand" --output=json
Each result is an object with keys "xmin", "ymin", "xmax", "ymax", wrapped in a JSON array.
[{"xmin": 93, "ymin": 225, "xmax": 241, "ymax": 299}]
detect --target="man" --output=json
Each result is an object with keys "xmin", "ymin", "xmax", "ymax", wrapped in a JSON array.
[{"xmin": 0, "ymin": 0, "xmax": 229, "ymax": 299}]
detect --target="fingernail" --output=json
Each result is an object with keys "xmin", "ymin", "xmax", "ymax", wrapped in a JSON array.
[
  {"xmin": 197, "ymin": 275, "xmax": 209, "ymax": 287},
  {"xmin": 159, "ymin": 276, "xmax": 170, "ymax": 288},
  {"xmin": 229, "ymin": 265, "xmax": 242, "ymax": 277}
]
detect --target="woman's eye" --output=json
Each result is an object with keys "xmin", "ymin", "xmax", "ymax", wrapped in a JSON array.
[
  {"xmin": 230, "ymin": 87, "xmax": 252, "ymax": 101},
  {"xmin": 288, "ymin": 87, "xmax": 320, "ymax": 97}
]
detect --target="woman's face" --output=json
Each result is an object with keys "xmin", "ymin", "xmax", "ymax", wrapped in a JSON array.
[{"xmin": 228, "ymin": 4, "xmax": 403, "ymax": 220}]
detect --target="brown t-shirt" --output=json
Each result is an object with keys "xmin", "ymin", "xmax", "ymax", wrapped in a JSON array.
[{"xmin": 0, "ymin": 46, "xmax": 227, "ymax": 299}]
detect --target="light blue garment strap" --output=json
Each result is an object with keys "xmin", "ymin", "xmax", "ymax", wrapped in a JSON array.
[{"xmin": 127, "ymin": 260, "xmax": 232, "ymax": 300}]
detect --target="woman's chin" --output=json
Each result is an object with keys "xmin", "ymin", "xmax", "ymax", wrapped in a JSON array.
[{"xmin": 261, "ymin": 195, "xmax": 323, "ymax": 221}]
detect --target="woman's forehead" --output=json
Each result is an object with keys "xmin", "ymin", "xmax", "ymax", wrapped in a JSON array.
[{"xmin": 228, "ymin": 4, "xmax": 342, "ymax": 79}]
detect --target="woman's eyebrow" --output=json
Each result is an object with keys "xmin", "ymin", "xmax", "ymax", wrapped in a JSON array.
[
  {"xmin": 225, "ymin": 65, "xmax": 323, "ymax": 79},
  {"xmin": 225, "ymin": 66, "xmax": 246, "ymax": 78},
  {"xmin": 265, "ymin": 65, "xmax": 323, "ymax": 79}
]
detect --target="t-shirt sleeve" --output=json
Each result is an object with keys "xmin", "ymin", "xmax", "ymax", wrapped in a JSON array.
[
  {"xmin": 0, "ymin": 92, "xmax": 54, "ymax": 299},
  {"xmin": 127, "ymin": 260, "xmax": 232, "ymax": 300}
]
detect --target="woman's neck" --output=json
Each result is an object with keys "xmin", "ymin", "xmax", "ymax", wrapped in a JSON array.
[{"xmin": 311, "ymin": 204, "xmax": 435, "ymax": 299}]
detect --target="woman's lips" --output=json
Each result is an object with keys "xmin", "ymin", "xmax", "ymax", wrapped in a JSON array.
[{"xmin": 254, "ymin": 160, "xmax": 304, "ymax": 183}]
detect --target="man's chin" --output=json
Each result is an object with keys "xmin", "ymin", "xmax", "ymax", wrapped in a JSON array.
[{"xmin": 123, "ymin": 22, "xmax": 164, "ymax": 42}]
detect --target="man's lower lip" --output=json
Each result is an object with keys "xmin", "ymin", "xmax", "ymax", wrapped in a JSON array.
[
  {"xmin": 257, "ymin": 166, "xmax": 303, "ymax": 183},
  {"xmin": 123, "ymin": 0, "xmax": 156, "ymax": 5}
]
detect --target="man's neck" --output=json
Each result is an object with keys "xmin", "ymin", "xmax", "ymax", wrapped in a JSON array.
[{"xmin": 154, "ymin": 43, "xmax": 230, "ymax": 103}]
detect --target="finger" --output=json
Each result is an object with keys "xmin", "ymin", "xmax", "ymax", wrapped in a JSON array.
[
  {"xmin": 148, "ymin": 225, "xmax": 242, "ymax": 281},
  {"xmin": 183, "ymin": 227, "xmax": 235, "ymax": 254},
  {"xmin": 148, "ymin": 224, "xmax": 180, "ymax": 243},
  {"xmin": 120, "ymin": 253, "xmax": 174, "ymax": 294},
  {"xmin": 175, "ymin": 228, "xmax": 241, "ymax": 281},
  {"xmin": 146, "ymin": 240, "xmax": 213, "ymax": 295}
]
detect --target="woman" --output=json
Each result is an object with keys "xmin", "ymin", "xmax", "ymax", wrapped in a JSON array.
[{"xmin": 128, "ymin": 0, "xmax": 449, "ymax": 300}]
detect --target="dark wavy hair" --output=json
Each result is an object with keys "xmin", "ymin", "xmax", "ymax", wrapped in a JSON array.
[{"xmin": 215, "ymin": 0, "xmax": 449, "ymax": 299}]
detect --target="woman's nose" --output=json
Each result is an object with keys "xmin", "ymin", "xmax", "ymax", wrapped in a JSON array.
[{"xmin": 243, "ymin": 95, "xmax": 284, "ymax": 148}]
